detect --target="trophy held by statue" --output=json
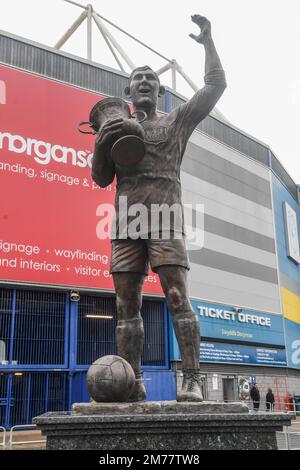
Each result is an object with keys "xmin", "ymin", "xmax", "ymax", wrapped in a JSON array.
[{"xmin": 78, "ymin": 97, "xmax": 146, "ymax": 166}]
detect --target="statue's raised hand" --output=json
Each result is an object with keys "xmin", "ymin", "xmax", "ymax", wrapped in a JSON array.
[{"xmin": 189, "ymin": 15, "xmax": 211, "ymax": 44}]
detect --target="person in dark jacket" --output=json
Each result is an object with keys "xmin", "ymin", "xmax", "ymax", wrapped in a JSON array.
[
  {"xmin": 250, "ymin": 383, "xmax": 260, "ymax": 411},
  {"xmin": 266, "ymin": 388, "xmax": 275, "ymax": 411}
]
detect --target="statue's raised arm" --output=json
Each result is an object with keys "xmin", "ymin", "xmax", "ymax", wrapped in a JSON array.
[{"xmin": 180, "ymin": 15, "xmax": 227, "ymax": 130}]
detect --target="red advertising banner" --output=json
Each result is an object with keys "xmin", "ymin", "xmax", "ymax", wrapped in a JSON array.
[{"xmin": 0, "ymin": 65, "xmax": 162, "ymax": 295}]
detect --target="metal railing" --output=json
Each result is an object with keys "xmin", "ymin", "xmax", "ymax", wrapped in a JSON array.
[
  {"xmin": 274, "ymin": 400, "xmax": 297, "ymax": 416},
  {"xmin": 211, "ymin": 399, "xmax": 297, "ymax": 419},
  {"xmin": 0, "ymin": 426, "xmax": 6, "ymax": 450},
  {"xmin": 251, "ymin": 401, "xmax": 297, "ymax": 418},
  {"xmin": 277, "ymin": 428, "xmax": 300, "ymax": 451},
  {"xmin": 8, "ymin": 424, "xmax": 46, "ymax": 450}
]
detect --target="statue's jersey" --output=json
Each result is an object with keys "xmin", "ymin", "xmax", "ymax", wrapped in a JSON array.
[
  {"xmin": 114, "ymin": 105, "xmax": 190, "ymax": 239},
  {"xmin": 111, "ymin": 70, "xmax": 227, "ymax": 239}
]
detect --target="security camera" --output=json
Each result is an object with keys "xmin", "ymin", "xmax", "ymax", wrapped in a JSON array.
[{"xmin": 70, "ymin": 291, "xmax": 80, "ymax": 302}]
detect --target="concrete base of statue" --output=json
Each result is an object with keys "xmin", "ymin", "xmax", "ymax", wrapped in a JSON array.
[{"xmin": 33, "ymin": 401, "xmax": 291, "ymax": 450}]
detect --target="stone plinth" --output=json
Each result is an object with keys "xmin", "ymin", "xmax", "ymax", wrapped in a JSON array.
[
  {"xmin": 33, "ymin": 401, "xmax": 291, "ymax": 450},
  {"xmin": 72, "ymin": 400, "xmax": 249, "ymax": 415}
]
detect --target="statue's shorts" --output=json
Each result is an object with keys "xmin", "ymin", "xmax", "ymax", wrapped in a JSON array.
[{"xmin": 110, "ymin": 238, "xmax": 190, "ymax": 275}]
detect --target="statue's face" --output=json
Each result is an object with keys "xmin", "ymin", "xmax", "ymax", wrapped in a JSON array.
[{"xmin": 129, "ymin": 68, "xmax": 160, "ymax": 108}]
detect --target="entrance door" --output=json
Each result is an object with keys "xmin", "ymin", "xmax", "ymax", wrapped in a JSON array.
[{"xmin": 222, "ymin": 378, "xmax": 236, "ymax": 402}]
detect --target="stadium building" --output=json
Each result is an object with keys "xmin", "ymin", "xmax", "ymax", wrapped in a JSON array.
[{"xmin": 1, "ymin": 15, "xmax": 300, "ymax": 428}]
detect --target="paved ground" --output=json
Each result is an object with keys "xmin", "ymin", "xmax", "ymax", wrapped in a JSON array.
[
  {"xmin": 1, "ymin": 429, "xmax": 46, "ymax": 450},
  {"xmin": 290, "ymin": 416, "xmax": 300, "ymax": 432}
]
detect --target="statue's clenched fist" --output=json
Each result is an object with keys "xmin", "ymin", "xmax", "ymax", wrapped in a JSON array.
[
  {"xmin": 95, "ymin": 118, "xmax": 124, "ymax": 150},
  {"xmin": 189, "ymin": 15, "xmax": 212, "ymax": 44}
]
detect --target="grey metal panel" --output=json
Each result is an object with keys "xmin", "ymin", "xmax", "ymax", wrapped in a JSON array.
[
  {"xmin": 189, "ymin": 281, "xmax": 281, "ymax": 314},
  {"xmin": 185, "ymin": 142, "xmax": 271, "ymax": 196},
  {"xmin": 188, "ymin": 248, "xmax": 278, "ymax": 284},
  {"xmin": 169, "ymin": 88, "xmax": 297, "ymax": 203},
  {"xmin": 185, "ymin": 203, "xmax": 275, "ymax": 253},
  {"xmin": 182, "ymin": 185, "xmax": 275, "ymax": 238},
  {"xmin": 202, "ymin": 117, "xmax": 269, "ymax": 165},
  {"xmin": 187, "ymin": 261, "xmax": 280, "ymax": 297},
  {"xmin": 169, "ymin": 90, "xmax": 270, "ymax": 165},
  {"xmin": 188, "ymin": 264, "xmax": 281, "ymax": 314},
  {"xmin": 202, "ymin": 212, "xmax": 276, "ymax": 254},
  {"xmin": 182, "ymin": 152, "xmax": 272, "ymax": 209},
  {"xmin": 189, "ymin": 131, "xmax": 270, "ymax": 181},
  {"xmin": 190, "ymin": 231, "xmax": 277, "ymax": 269},
  {"xmin": 182, "ymin": 181, "xmax": 273, "ymax": 226},
  {"xmin": 188, "ymin": 276, "xmax": 281, "ymax": 313}
]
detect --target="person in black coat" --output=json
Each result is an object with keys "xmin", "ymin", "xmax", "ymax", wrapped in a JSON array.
[
  {"xmin": 266, "ymin": 388, "xmax": 275, "ymax": 411},
  {"xmin": 250, "ymin": 383, "xmax": 260, "ymax": 411}
]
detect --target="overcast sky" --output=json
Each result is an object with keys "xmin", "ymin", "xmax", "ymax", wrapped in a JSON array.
[{"xmin": 1, "ymin": 0, "xmax": 300, "ymax": 183}]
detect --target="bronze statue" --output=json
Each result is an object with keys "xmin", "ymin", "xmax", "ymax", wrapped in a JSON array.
[{"xmin": 92, "ymin": 15, "xmax": 226, "ymax": 402}]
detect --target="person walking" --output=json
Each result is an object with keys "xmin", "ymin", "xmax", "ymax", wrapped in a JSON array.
[
  {"xmin": 266, "ymin": 388, "xmax": 275, "ymax": 411},
  {"xmin": 250, "ymin": 383, "xmax": 260, "ymax": 411}
]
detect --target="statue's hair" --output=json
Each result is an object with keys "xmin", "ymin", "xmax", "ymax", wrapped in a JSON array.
[{"xmin": 129, "ymin": 66, "xmax": 160, "ymax": 85}]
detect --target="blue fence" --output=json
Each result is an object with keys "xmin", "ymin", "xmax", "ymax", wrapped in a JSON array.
[
  {"xmin": 75, "ymin": 294, "xmax": 169, "ymax": 369},
  {"xmin": 0, "ymin": 289, "xmax": 67, "ymax": 368},
  {"xmin": 0, "ymin": 371, "xmax": 68, "ymax": 429},
  {"xmin": 76, "ymin": 295, "xmax": 117, "ymax": 365},
  {"xmin": 0, "ymin": 288, "xmax": 13, "ymax": 363},
  {"xmin": 0, "ymin": 287, "xmax": 172, "ymax": 428}
]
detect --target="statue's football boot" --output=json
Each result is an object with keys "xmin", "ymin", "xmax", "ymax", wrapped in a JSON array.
[
  {"xmin": 177, "ymin": 369, "xmax": 204, "ymax": 402},
  {"xmin": 128, "ymin": 378, "xmax": 146, "ymax": 402}
]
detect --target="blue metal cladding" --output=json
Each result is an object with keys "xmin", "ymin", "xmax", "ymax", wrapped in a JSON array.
[
  {"xmin": 143, "ymin": 370, "xmax": 176, "ymax": 401},
  {"xmin": 69, "ymin": 371, "xmax": 90, "ymax": 406},
  {"xmin": 270, "ymin": 152, "xmax": 298, "ymax": 202},
  {"xmin": 272, "ymin": 173, "xmax": 300, "ymax": 283},
  {"xmin": 199, "ymin": 342, "xmax": 287, "ymax": 367},
  {"xmin": 76, "ymin": 296, "xmax": 168, "ymax": 368},
  {"xmin": 70, "ymin": 369, "xmax": 176, "ymax": 404},
  {"xmin": 272, "ymin": 174, "xmax": 300, "ymax": 370},
  {"xmin": 192, "ymin": 300, "xmax": 285, "ymax": 346},
  {"xmin": 284, "ymin": 319, "xmax": 300, "ymax": 369},
  {"xmin": 165, "ymin": 90, "xmax": 172, "ymax": 114},
  {"xmin": 169, "ymin": 299, "xmax": 287, "ymax": 365},
  {"xmin": 170, "ymin": 332, "xmax": 287, "ymax": 366}
]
